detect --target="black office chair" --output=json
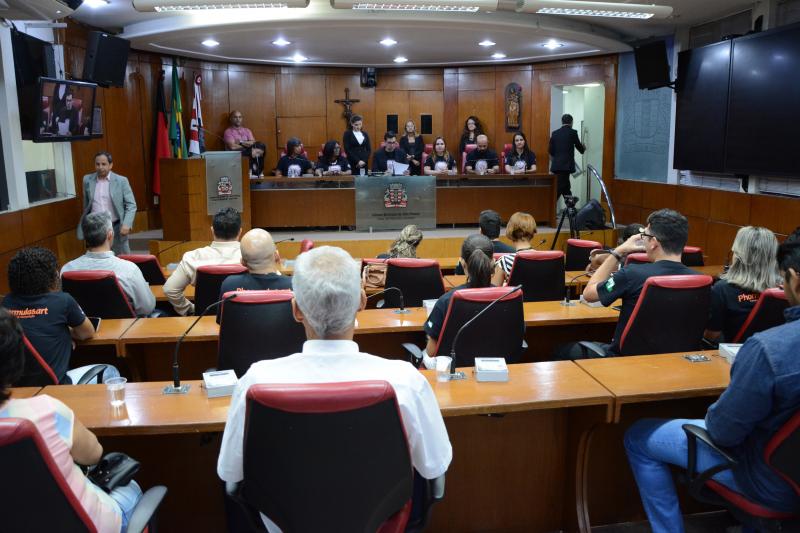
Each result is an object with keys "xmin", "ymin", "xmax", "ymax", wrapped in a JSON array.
[
  {"xmin": 15, "ymin": 335, "xmax": 106, "ymax": 387},
  {"xmin": 61, "ymin": 270, "xmax": 136, "ymax": 319},
  {"xmin": 118, "ymin": 254, "xmax": 167, "ymax": 285},
  {"xmin": 194, "ymin": 264, "xmax": 247, "ymax": 314},
  {"xmin": 384, "ymin": 258, "xmax": 445, "ymax": 308},
  {"xmin": 681, "ymin": 246, "xmax": 705, "ymax": 267},
  {"xmin": 0, "ymin": 417, "xmax": 168, "ymax": 533},
  {"xmin": 227, "ymin": 381, "xmax": 444, "ymax": 533},
  {"xmin": 218, "ymin": 290, "xmax": 306, "ymax": 377},
  {"xmin": 507, "ymin": 250, "xmax": 565, "ymax": 302},
  {"xmin": 565, "ymin": 238, "xmax": 602, "ymax": 271},
  {"xmin": 732, "ymin": 288, "xmax": 789, "ymax": 343}
]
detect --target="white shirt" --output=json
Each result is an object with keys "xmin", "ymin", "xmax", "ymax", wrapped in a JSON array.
[
  {"xmin": 218, "ymin": 340, "xmax": 452, "ymax": 530},
  {"xmin": 353, "ymin": 131, "xmax": 365, "ymax": 144}
]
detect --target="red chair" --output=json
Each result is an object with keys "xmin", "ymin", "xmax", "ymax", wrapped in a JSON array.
[
  {"xmin": 625, "ymin": 253, "xmax": 651, "ymax": 266},
  {"xmin": 732, "ymin": 288, "xmax": 789, "ymax": 343},
  {"xmin": 682, "ymin": 246, "xmax": 705, "ymax": 267},
  {"xmin": 16, "ymin": 335, "xmax": 106, "ymax": 387},
  {"xmin": 682, "ymin": 411, "xmax": 800, "ymax": 531},
  {"xmin": 118, "ymin": 254, "xmax": 167, "ymax": 285},
  {"xmin": 507, "ymin": 250, "xmax": 566, "ymax": 302},
  {"xmin": 226, "ymin": 381, "xmax": 444, "ymax": 532},
  {"xmin": 194, "ymin": 264, "xmax": 247, "ymax": 315},
  {"xmin": 420, "ymin": 143, "xmax": 433, "ymax": 169},
  {"xmin": 499, "ymin": 143, "xmax": 513, "ymax": 170},
  {"xmin": 493, "ymin": 252, "xmax": 510, "ymax": 261},
  {"xmin": 0, "ymin": 418, "xmax": 167, "ymax": 533},
  {"xmin": 384, "ymin": 258, "xmax": 445, "ymax": 308},
  {"xmin": 300, "ymin": 239, "xmax": 314, "ymax": 253},
  {"xmin": 279, "ymin": 145, "xmax": 309, "ymax": 159},
  {"xmin": 218, "ymin": 290, "xmax": 306, "ymax": 377},
  {"xmin": 460, "ymin": 143, "xmax": 477, "ymax": 173},
  {"xmin": 565, "ymin": 238, "xmax": 603, "ymax": 271},
  {"xmin": 61, "ymin": 270, "xmax": 136, "ymax": 319}
]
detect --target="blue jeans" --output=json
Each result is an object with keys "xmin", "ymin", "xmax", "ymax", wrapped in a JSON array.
[
  {"xmin": 110, "ymin": 479, "xmax": 142, "ymax": 532},
  {"xmin": 624, "ymin": 418, "xmax": 742, "ymax": 533}
]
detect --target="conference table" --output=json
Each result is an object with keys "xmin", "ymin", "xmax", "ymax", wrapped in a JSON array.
[{"xmin": 17, "ymin": 350, "xmax": 732, "ymax": 532}]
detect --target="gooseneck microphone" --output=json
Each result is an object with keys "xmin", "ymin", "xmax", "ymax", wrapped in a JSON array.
[
  {"xmin": 163, "ymin": 293, "xmax": 238, "ymax": 395},
  {"xmin": 562, "ymin": 272, "xmax": 592, "ymax": 307},
  {"xmin": 448, "ymin": 285, "xmax": 523, "ymax": 375},
  {"xmin": 532, "ymin": 238, "xmax": 547, "ymax": 250},
  {"xmin": 274, "ymin": 237, "xmax": 295, "ymax": 244},
  {"xmin": 366, "ymin": 287, "xmax": 409, "ymax": 314}
]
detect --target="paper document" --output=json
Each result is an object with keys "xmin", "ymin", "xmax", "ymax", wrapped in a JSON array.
[{"xmin": 388, "ymin": 161, "xmax": 409, "ymax": 175}]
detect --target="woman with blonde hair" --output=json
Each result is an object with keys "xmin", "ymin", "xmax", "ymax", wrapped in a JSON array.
[
  {"xmin": 704, "ymin": 226, "xmax": 781, "ymax": 342},
  {"xmin": 492, "ymin": 212, "xmax": 537, "ymax": 285},
  {"xmin": 386, "ymin": 224, "xmax": 424, "ymax": 259}
]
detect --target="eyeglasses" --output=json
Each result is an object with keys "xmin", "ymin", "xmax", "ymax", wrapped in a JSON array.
[{"xmin": 638, "ymin": 229, "xmax": 656, "ymax": 240}]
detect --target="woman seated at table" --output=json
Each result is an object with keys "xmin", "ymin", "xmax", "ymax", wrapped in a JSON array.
[
  {"xmin": 704, "ymin": 226, "xmax": 781, "ymax": 344},
  {"xmin": 458, "ymin": 115, "xmax": 484, "ymax": 155},
  {"xmin": 399, "ymin": 120, "xmax": 424, "ymax": 175},
  {"xmin": 421, "ymin": 234, "xmax": 495, "ymax": 368},
  {"xmin": 423, "ymin": 137, "xmax": 457, "ymax": 175},
  {"xmin": 378, "ymin": 224, "xmax": 424, "ymax": 259},
  {"xmin": 315, "ymin": 140, "xmax": 352, "ymax": 177},
  {"xmin": 0, "ymin": 308, "xmax": 142, "ymax": 531},
  {"xmin": 275, "ymin": 137, "xmax": 313, "ymax": 177},
  {"xmin": 504, "ymin": 132, "xmax": 537, "ymax": 174},
  {"xmin": 247, "ymin": 141, "xmax": 267, "ymax": 178},
  {"xmin": 492, "ymin": 212, "xmax": 537, "ymax": 286}
]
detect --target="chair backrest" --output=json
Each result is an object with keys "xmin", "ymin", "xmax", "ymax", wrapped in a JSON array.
[
  {"xmin": 461, "ymin": 143, "xmax": 477, "ymax": 173},
  {"xmin": 0, "ymin": 418, "xmax": 98, "ymax": 532},
  {"xmin": 732, "ymin": 288, "xmax": 789, "ymax": 343},
  {"xmin": 15, "ymin": 336, "xmax": 59, "ymax": 387},
  {"xmin": 384, "ymin": 258, "xmax": 445, "ymax": 308},
  {"xmin": 61, "ymin": 270, "xmax": 136, "ymax": 319},
  {"xmin": 625, "ymin": 252, "xmax": 651, "ymax": 266},
  {"xmin": 507, "ymin": 250, "xmax": 565, "ymax": 302},
  {"xmin": 300, "ymin": 239, "xmax": 314, "ymax": 253},
  {"xmin": 423, "ymin": 143, "xmax": 433, "ymax": 155},
  {"xmin": 619, "ymin": 275, "xmax": 713, "ymax": 356},
  {"xmin": 765, "ymin": 409, "xmax": 800, "ymax": 497},
  {"xmin": 565, "ymin": 238, "xmax": 602, "ymax": 271},
  {"xmin": 118, "ymin": 254, "xmax": 166, "ymax": 285},
  {"xmin": 499, "ymin": 143, "xmax": 513, "ymax": 168},
  {"xmin": 218, "ymin": 290, "xmax": 306, "ymax": 377},
  {"xmin": 241, "ymin": 381, "xmax": 413, "ymax": 532},
  {"xmin": 433, "ymin": 287, "xmax": 525, "ymax": 367},
  {"xmin": 195, "ymin": 264, "xmax": 248, "ymax": 314},
  {"xmin": 682, "ymin": 246, "xmax": 705, "ymax": 267}
]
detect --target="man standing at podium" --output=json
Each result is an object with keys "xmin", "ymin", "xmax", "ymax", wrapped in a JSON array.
[{"xmin": 77, "ymin": 152, "xmax": 137, "ymax": 255}]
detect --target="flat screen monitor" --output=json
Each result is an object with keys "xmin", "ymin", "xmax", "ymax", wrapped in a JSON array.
[
  {"xmin": 725, "ymin": 23, "xmax": 800, "ymax": 176},
  {"xmin": 633, "ymin": 40, "xmax": 671, "ymax": 89},
  {"xmin": 34, "ymin": 78, "xmax": 97, "ymax": 142}
]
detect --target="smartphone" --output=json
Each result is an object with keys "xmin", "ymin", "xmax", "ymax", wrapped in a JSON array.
[
  {"xmin": 88, "ymin": 316, "xmax": 101, "ymax": 332},
  {"xmin": 683, "ymin": 354, "xmax": 710, "ymax": 362},
  {"xmin": 611, "ymin": 305, "xmax": 622, "ymax": 312}
]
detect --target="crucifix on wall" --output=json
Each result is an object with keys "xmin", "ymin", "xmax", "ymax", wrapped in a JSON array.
[{"xmin": 335, "ymin": 88, "xmax": 360, "ymax": 128}]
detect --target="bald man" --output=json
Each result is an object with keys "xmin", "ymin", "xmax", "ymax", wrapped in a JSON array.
[
  {"xmin": 217, "ymin": 229, "xmax": 292, "ymax": 298},
  {"xmin": 223, "ymin": 110, "xmax": 255, "ymax": 152},
  {"xmin": 465, "ymin": 134, "xmax": 500, "ymax": 174}
]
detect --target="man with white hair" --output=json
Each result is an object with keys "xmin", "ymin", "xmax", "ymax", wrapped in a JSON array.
[
  {"xmin": 217, "ymin": 246, "xmax": 452, "ymax": 531},
  {"xmin": 218, "ymin": 228, "xmax": 291, "ymax": 296}
]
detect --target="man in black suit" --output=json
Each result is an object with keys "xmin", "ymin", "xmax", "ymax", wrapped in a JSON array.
[{"xmin": 548, "ymin": 114, "xmax": 586, "ymax": 199}]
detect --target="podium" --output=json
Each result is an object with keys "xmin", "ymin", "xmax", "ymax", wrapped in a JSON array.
[{"xmin": 159, "ymin": 154, "xmax": 251, "ymax": 241}]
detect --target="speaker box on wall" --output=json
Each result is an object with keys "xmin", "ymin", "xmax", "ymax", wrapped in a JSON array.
[
  {"xmin": 360, "ymin": 67, "xmax": 377, "ymax": 88},
  {"xmin": 386, "ymin": 115, "xmax": 398, "ymax": 134},
  {"xmin": 420, "ymin": 114, "xmax": 432, "ymax": 135},
  {"xmin": 83, "ymin": 31, "xmax": 131, "ymax": 88}
]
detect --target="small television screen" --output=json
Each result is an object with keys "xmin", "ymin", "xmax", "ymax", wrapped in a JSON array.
[
  {"xmin": 633, "ymin": 40, "xmax": 672, "ymax": 89},
  {"xmin": 35, "ymin": 78, "xmax": 97, "ymax": 142}
]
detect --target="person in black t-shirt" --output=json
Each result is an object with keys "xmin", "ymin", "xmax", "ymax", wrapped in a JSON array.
[
  {"xmin": 504, "ymin": 132, "xmax": 537, "ymax": 175},
  {"xmin": 465, "ymin": 135, "xmax": 500, "ymax": 175},
  {"xmin": 705, "ymin": 226, "xmax": 781, "ymax": 343},
  {"xmin": 573, "ymin": 209, "xmax": 697, "ymax": 357},
  {"xmin": 275, "ymin": 137, "xmax": 313, "ymax": 177},
  {"xmin": 423, "ymin": 137, "xmax": 457, "ymax": 175},
  {"xmin": 399, "ymin": 120, "xmax": 424, "ymax": 176},
  {"xmin": 315, "ymin": 140, "xmax": 352, "ymax": 176},
  {"xmin": 458, "ymin": 115, "xmax": 484, "ymax": 155},
  {"xmin": 454, "ymin": 209, "xmax": 514, "ymax": 275},
  {"xmin": 372, "ymin": 131, "xmax": 409, "ymax": 175},
  {"xmin": 248, "ymin": 141, "xmax": 267, "ymax": 178}
]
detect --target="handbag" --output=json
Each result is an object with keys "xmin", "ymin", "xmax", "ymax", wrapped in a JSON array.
[
  {"xmin": 87, "ymin": 452, "xmax": 140, "ymax": 493},
  {"xmin": 362, "ymin": 263, "xmax": 387, "ymax": 290}
]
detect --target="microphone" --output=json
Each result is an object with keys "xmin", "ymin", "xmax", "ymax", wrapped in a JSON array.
[
  {"xmin": 532, "ymin": 238, "xmax": 547, "ymax": 250},
  {"xmin": 274, "ymin": 237, "xmax": 295, "ymax": 244},
  {"xmin": 562, "ymin": 272, "xmax": 592, "ymax": 307},
  {"xmin": 163, "ymin": 293, "xmax": 237, "ymax": 395},
  {"xmin": 198, "ymin": 126, "xmax": 226, "ymax": 143},
  {"xmin": 448, "ymin": 285, "xmax": 523, "ymax": 376},
  {"xmin": 366, "ymin": 286, "xmax": 409, "ymax": 314}
]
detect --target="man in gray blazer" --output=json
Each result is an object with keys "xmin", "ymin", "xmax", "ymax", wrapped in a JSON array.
[{"xmin": 78, "ymin": 151, "xmax": 137, "ymax": 255}]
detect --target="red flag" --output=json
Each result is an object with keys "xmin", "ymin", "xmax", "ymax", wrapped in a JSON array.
[{"xmin": 153, "ymin": 69, "xmax": 171, "ymax": 195}]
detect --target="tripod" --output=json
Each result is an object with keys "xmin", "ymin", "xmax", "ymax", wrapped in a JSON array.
[{"xmin": 550, "ymin": 195, "xmax": 580, "ymax": 250}]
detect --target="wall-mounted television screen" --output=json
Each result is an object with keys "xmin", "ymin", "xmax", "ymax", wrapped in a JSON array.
[{"xmin": 34, "ymin": 77, "xmax": 97, "ymax": 142}]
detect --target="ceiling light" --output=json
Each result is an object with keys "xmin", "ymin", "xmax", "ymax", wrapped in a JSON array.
[
  {"xmin": 394, "ymin": 56, "xmax": 408, "ymax": 63},
  {"xmin": 562, "ymin": 90, "xmax": 569, "ymax": 94},
  {"xmin": 491, "ymin": 52, "xmax": 506, "ymax": 59},
  {"xmin": 516, "ymin": 0, "xmax": 672, "ymax": 19},
  {"xmin": 272, "ymin": 38, "xmax": 291, "ymax": 46},
  {"xmin": 380, "ymin": 38, "xmax": 398, "ymax": 46},
  {"xmin": 292, "ymin": 53, "xmax": 308, "ymax": 62},
  {"xmin": 542, "ymin": 39, "xmax": 563, "ymax": 50},
  {"xmin": 478, "ymin": 40, "xmax": 496, "ymax": 47},
  {"xmin": 332, "ymin": 0, "xmax": 498, "ymax": 12},
  {"xmin": 83, "ymin": 0, "xmax": 110, "ymax": 7},
  {"xmin": 133, "ymin": 0, "xmax": 309, "ymax": 11},
  {"xmin": 201, "ymin": 39, "xmax": 220, "ymax": 47},
  {"xmin": 576, "ymin": 82, "xmax": 601, "ymax": 87}
]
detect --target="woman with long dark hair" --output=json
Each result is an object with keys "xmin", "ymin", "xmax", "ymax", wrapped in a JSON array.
[
  {"xmin": 275, "ymin": 137, "xmax": 313, "ymax": 177},
  {"xmin": 315, "ymin": 140, "xmax": 352, "ymax": 176},
  {"xmin": 458, "ymin": 115, "xmax": 484, "ymax": 155},
  {"xmin": 504, "ymin": 132, "xmax": 537, "ymax": 174}
]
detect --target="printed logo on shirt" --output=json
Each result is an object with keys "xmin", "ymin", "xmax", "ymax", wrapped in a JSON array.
[
  {"xmin": 8, "ymin": 307, "xmax": 49, "ymax": 318},
  {"xmin": 604, "ymin": 278, "xmax": 615, "ymax": 291},
  {"xmin": 737, "ymin": 292, "xmax": 759, "ymax": 303}
]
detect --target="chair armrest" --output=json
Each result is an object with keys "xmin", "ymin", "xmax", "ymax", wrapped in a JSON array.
[
  {"xmin": 701, "ymin": 337, "xmax": 719, "ymax": 350},
  {"xmin": 77, "ymin": 365, "xmax": 107, "ymax": 385},
  {"xmin": 577, "ymin": 341, "xmax": 608, "ymax": 358},
  {"xmin": 406, "ymin": 473, "xmax": 446, "ymax": 533},
  {"xmin": 402, "ymin": 343, "xmax": 424, "ymax": 368},
  {"xmin": 147, "ymin": 309, "xmax": 167, "ymax": 318},
  {"xmin": 126, "ymin": 485, "xmax": 168, "ymax": 533},
  {"xmin": 682, "ymin": 423, "xmax": 737, "ymax": 498}
]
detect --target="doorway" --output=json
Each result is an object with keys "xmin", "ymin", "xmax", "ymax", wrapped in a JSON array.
[{"xmin": 550, "ymin": 83, "xmax": 605, "ymax": 211}]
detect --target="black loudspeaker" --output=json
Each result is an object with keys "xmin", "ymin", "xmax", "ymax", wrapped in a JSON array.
[
  {"xmin": 83, "ymin": 31, "xmax": 130, "ymax": 88},
  {"xmin": 360, "ymin": 67, "xmax": 377, "ymax": 88},
  {"xmin": 575, "ymin": 199, "xmax": 606, "ymax": 230},
  {"xmin": 420, "ymin": 114, "xmax": 432, "ymax": 135},
  {"xmin": 386, "ymin": 115, "xmax": 398, "ymax": 134}
]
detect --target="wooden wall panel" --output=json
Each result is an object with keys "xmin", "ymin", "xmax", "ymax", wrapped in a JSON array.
[
  {"xmin": 750, "ymin": 194, "xmax": 800, "ymax": 235},
  {"xmin": 458, "ymin": 90, "xmax": 496, "ymax": 146},
  {"xmin": 685, "ymin": 216, "xmax": 708, "ymax": 251},
  {"xmin": 457, "ymin": 70, "xmax": 495, "ymax": 91},
  {"xmin": 276, "ymin": 117, "xmax": 327, "ymax": 160},
  {"xmin": 374, "ymin": 90, "xmax": 410, "ymax": 136},
  {"xmin": 676, "ymin": 186, "xmax": 710, "ymax": 219},
  {"xmin": 0, "ymin": 211, "xmax": 24, "ymax": 254},
  {"xmin": 408, "ymin": 90, "xmax": 443, "ymax": 143},
  {"xmin": 325, "ymin": 73, "xmax": 376, "ymax": 151},
  {"xmin": 709, "ymin": 189, "xmax": 750, "ymax": 226},
  {"xmin": 705, "ymin": 222, "xmax": 740, "ymax": 265},
  {"xmin": 613, "ymin": 204, "xmax": 645, "ymax": 226},
  {"xmin": 613, "ymin": 180, "xmax": 643, "ymax": 207},
  {"xmin": 443, "ymin": 70, "xmax": 459, "ymax": 156},
  {"xmin": 276, "ymin": 74, "xmax": 326, "ymax": 117},
  {"xmin": 378, "ymin": 69, "xmax": 443, "ymax": 91},
  {"xmin": 641, "ymin": 183, "xmax": 677, "ymax": 211},
  {"xmin": 228, "ymin": 70, "xmax": 277, "ymax": 172}
]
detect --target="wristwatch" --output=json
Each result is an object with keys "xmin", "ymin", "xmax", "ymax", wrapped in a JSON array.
[{"xmin": 609, "ymin": 249, "xmax": 624, "ymax": 262}]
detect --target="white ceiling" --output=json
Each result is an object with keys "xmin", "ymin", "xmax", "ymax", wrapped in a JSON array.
[{"xmin": 68, "ymin": 0, "xmax": 755, "ymax": 67}]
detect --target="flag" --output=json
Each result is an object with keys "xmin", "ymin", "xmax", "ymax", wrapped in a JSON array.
[
  {"xmin": 188, "ymin": 73, "xmax": 204, "ymax": 156},
  {"xmin": 168, "ymin": 61, "xmax": 187, "ymax": 159},
  {"xmin": 152, "ymin": 69, "xmax": 171, "ymax": 195}
]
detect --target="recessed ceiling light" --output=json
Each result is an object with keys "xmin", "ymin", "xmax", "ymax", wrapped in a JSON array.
[
  {"xmin": 292, "ymin": 53, "xmax": 308, "ymax": 62},
  {"xmin": 84, "ymin": 0, "xmax": 110, "ymax": 7},
  {"xmin": 576, "ymin": 82, "xmax": 601, "ymax": 87},
  {"xmin": 394, "ymin": 56, "xmax": 408, "ymax": 63},
  {"xmin": 543, "ymin": 39, "xmax": 563, "ymax": 50},
  {"xmin": 380, "ymin": 38, "xmax": 398, "ymax": 46},
  {"xmin": 272, "ymin": 38, "xmax": 291, "ymax": 46},
  {"xmin": 491, "ymin": 52, "xmax": 506, "ymax": 59},
  {"xmin": 201, "ymin": 39, "xmax": 220, "ymax": 47},
  {"xmin": 479, "ymin": 40, "xmax": 496, "ymax": 47}
]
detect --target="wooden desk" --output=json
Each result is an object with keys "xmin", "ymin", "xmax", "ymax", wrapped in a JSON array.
[
  {"xmin": 81, "ymin": 318, "xmax": 138, "ymax": 347},
  {"xmin": 152, "ymin": 285, "xmax": 194, "ymax": 303},
  {"xmin": 10, "ymin": 386, "xmax": 43, "ymax": 399}
]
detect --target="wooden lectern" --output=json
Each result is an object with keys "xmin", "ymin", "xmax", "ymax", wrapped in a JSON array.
[{"xmin": 158, "ymin": 157, "xmax": 251, "ymax": 241}]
